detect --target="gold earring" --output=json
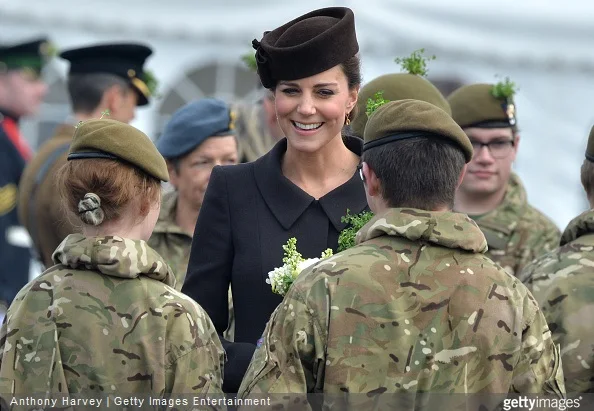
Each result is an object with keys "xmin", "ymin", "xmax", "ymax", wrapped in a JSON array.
[{"xmin": 345, "ymin": 114, "xmax": 351, "ymax": 126}]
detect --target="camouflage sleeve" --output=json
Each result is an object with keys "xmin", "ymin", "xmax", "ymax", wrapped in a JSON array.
[
  {"xmin": 517, "ymin": 256, "xmax": 541, "ymax": 285},
  {"xmin": 510, "ymin": 293, "xmax": 565, "ymax": 396},
  {"xmin": 238, "ymin": 286, "xmax": 326, "ymax": 397},
  {"xmin": 166, "ymin": 344, "xmax": 225, "ymax": 394},
  {"xmin": 166, "ymin": 303, "xmax": 226, "ymax": 394},
  {"xmin": 517, "ymin": 221, "xmax": 561, "ymax": 276},
  {"xmin": 531, "ymin": 274, "xmax": 593, "ymax": 393}
]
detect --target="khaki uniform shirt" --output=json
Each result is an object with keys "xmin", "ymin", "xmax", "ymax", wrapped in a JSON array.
[{"xmin": 18, "ymin": 124, "xmax": 77, "ymax": 268}]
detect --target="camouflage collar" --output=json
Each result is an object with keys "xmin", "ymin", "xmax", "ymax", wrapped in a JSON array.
[
  {"xmin": 471, "ymin": 172, "xmax": 528, "ymax": 234},
  {"xmin": 560, "ymin": 209, "xmax": 594, "ymax": 246},
  {"xmin": 52, "ymin": 234, "xmax": 177, "ymax": 287},
  {"xmin": 152, "ymin": 190, "xmax": 190, "ymax": 237},
  {"xmin": 356, "ymin": 208, "xmax": 488, "ymax": 253}
]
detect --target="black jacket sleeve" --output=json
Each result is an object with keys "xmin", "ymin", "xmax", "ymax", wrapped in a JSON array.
[
  {"xmin": 181, "ymin": 165, "xmax": 256, "ymax": 393},
  {"xmin": 183, "ymin": 165, "xmax": 232, "ymax": 334}
]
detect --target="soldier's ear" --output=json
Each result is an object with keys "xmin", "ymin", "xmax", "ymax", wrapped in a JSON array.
[
  {"xmin": 167, "ymin": 162, "xmax": 179, "ymax": 189},
  {"xmin": 457, "ymin": 164, "xmax": 468, "ymax": 189},
  {"xmin": 102, "ymin": 84, "xmax": 123, "ymax": 114},
  {"xmin": 362, "ymin": 162, "xmax": 381, "ymax": 197},
  {"xmin": 513, "ymin": 133, "xmax": 520, "ymax": 153}
]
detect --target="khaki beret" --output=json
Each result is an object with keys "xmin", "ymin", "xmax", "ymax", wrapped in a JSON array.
[
  {"xmin": 351, "ymin": 73, "xmax": 450, "ymax": 137},
  {"xmin": 586, "ymin": 126, "xmax": 594, "ymax": 162},
  {"xmin": 363, "ymin": 99, "xmax": 473, "ymax": 163},
  {"xmin": 448, "ymin": 83, "xmax": 517, "ymax": 129},
  {"xmin": 68, "ymin": 119, "xmax": 169, "ymax": 182}
]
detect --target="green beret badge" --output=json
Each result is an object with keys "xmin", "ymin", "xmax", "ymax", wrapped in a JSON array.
[
  {"xmin": 490, "ymin": 76, "xmax": 518, "ymax": 127},
  {"xmin": 366, "ymin": 91, "xmax": 390, "ymax": 117}
]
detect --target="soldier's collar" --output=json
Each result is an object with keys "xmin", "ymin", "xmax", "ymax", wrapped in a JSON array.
[{"xmin": 560, "ymin": 209, "xmax": 594, "ymax": 246}]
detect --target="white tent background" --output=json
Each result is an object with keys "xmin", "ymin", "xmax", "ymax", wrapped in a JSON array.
[{"xmin": 1, "ymin": 0, "xmax": 593, "ymax": 231}]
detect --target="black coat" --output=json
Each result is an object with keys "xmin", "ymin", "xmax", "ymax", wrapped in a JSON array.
[
  {"xmin": 0, "ymin": 110, "xmax": 31, "ymax": 306},
  {"xmin": 182, "ymin": 136, "xmax": 368, "ymax": 392}
]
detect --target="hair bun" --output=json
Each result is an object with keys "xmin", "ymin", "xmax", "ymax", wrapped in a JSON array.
[{"xmin": 78, "ymin": 192, "xmax": 105, "ymax": 226}]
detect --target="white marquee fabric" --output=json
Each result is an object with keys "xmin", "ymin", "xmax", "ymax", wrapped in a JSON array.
[{"xmin": 1, "ymin": 0, "xmax": 592, "ymax": 229}]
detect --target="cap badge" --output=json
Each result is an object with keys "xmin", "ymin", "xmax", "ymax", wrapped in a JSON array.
[
  {"xmin": 501, "ymin": 100, "xmax": 516, "ymax": 126},
  {"xmin": 229, "ymin": 109, "xmax": 237, "ymax": 131}
]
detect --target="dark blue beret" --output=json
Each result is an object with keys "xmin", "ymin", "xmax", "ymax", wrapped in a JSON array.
[{"xmin": 157, "ymin": 98, "xmax": 236, "ymax": 159}]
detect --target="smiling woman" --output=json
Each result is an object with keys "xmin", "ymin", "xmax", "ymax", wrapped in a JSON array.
[{"xmin": 181, "ymin": 7, "xmax": 368, "ymax": 393}]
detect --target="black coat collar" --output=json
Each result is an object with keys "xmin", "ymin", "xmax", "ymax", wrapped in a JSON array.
[{"xmin": 254, "ymin": 136, "xmax": 368, "ymax": 231}]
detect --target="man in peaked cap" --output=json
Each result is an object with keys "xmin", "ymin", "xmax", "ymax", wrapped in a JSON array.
[
  {"xmin": 520, "ymin": 125, "xmax": 594, "ymax": 394},
  {"xmin": 239, "ymin": 100, "xmax": 565, "ymax": 402},
  {"xmin": 0, "ymin": 36, "xmax": 52, "ymax": 314},
  {"xmin": 449, "ymin": 80, "xmax": 560, "ymax": 277},
  {"xmin": 18, "ymin": 43, "xmax": 157, "ymax": 270},
  {"xmin": 149, "ymin": 98, "xmax": 239, "ymax": 341}
]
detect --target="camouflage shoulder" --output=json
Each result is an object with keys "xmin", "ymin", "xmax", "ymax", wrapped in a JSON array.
[
  {"xmin": 522, "ymin": 203, "xmax": 561, "ymax": 235},
  {"xmin": 161, "ymin": 285, "xmax": 220, "ymax": 336},
  {"xmin": 517, "ymin": 244, "xmax": 564, "ymax": 285},
  {"xmin": 521, "ymin": 237, "xmax": 594, "ymax": 294},
  {"xmin": 295, "ymin": 242, "xmax": 393, "ymax": 290}
]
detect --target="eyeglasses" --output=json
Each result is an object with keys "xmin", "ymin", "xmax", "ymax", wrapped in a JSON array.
[{"xmin": 470, "ymin": 140, "xmax": 515, "ymax": 159}]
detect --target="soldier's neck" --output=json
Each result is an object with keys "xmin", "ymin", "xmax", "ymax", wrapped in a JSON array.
[
  {"xmin": 454, "ymin": 188, "xmax": 506, "ymax": 216},
  {"xmin": 74, "ymin": 110, "xmax": 108, "ymax": 122},
  {"xmin": 82, "ymin": 222, "xmax": 147, "ymax": 242},
  {"xmin": 175, "ymin": 198, "xmax": 199, "ymax": 237}
]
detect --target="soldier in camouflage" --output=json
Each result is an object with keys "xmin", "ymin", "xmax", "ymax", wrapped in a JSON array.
[
  {"xmin": 0, "ymin": 119, "xmax": 224, "ymax": 395},
  {"xmin": 238, "ymin": 100, "xmax": 565, "ymax": 401},
  {"xmin": 233, "ymin": 53, "xmax": 284, "ymax": 163},
  {"xmin": 151, "ymin": 98, "xmax": 239, "ymax": 341},
  {"xmin": 232, "ymin": 92, "xmax": 284, "ymax": 163},
  {"xmin": 449, "ymin": 80, "xmax": 560, "ymax": 277},
  {"xmin": 520, "ymin": 125, "xmax": 594, "ymax": 393}
]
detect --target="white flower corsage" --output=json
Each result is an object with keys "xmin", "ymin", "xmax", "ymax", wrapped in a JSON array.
[{"xmin": 266, "ymin": 237, "xmax": 333, "ymax": 296}]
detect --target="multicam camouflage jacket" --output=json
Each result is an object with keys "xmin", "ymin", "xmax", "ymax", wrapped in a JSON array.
[
  {"xmin": 148, "ymin": 190, "xmax": 193, "ymax": 288},
  {"xmin": 0, "ymin": 234, "xmax": 225, "ymax": 395},
  {"xmin": 148, "ymin": 191, "xmax": 235, "ymax": 341},
  {"xmin": 470, "ymin": 173, "xmax": 560, "ymax": 277},
  {"xmin": 521, "ymin": 209, "xmax": 594, "ymax": 393},
  {"xmin": 238, "ymin": 208, "xmax": 565, "ymax": 400}
]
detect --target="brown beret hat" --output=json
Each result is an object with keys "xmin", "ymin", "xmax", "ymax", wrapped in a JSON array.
[
  {"xmin": 68, "ymin": 119, "xmax": 169, "ymax": 182},
  {"xmin": 364, "ymin": 99, "xmax": 473, "ymax": 163},
  {"xmin": 586, "ymin": 126, "xmax": 594, "ymax": 162},
  {"xmin": 448, "ymin": 83, "xmax": 517, "ymax": 129},
  {"xmin": 252, "ymin": 7, "xmax": 358, "ymax": 88},
  {"xmin": 351, "ymin": 73, "xmax": 450, "ymax": 137}
]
